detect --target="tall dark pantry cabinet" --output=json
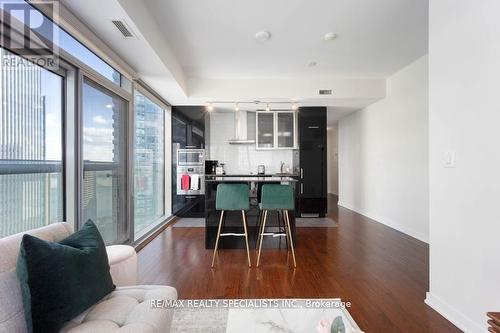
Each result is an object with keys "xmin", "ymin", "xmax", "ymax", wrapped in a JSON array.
[
  {"xmin": 297, "ymin": 107, "xmax": 327, "ymax": 217},
  {"xmin": 171, "ymin": 106, "xmax": 206, "ymax": 217}
]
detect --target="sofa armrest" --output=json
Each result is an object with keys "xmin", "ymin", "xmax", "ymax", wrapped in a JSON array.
[{"xmin": 105, "ymin": 245, "xmax": 137, "ymax": 286}]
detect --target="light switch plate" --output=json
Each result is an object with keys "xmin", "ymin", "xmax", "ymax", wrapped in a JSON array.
[{"xmin": 444, "ymin": 150, "xmax": 456, "ymax": 168}]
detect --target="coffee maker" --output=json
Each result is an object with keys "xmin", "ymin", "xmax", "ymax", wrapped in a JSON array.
[{"xmin": 205, "ymin": 160, "xmax": 218, "ymax": 175}]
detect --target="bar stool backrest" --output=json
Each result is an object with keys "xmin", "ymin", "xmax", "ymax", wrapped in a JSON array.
[
  {"xmin": 260, "ymin": 184, "xmax": 294, "ymax": 210},
  {"xmin": 216, "ymin": 183, "xmax": 250, "ymax": 211}
]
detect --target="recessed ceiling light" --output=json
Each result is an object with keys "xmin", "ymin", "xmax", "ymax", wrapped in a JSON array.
[
  {"xmin": 255, "ymin": 31, "xmax": 271, "ymax": 42},
  {"xmin": 308, "ymin": 61, "xmax": 317, "ymax": 68},
  {"xmin": 323, "ymin": 32, "xmax": 338, "ymax": 41},
  {"xmin": 106, "ymin": 104, "xmax": 113, "ymax": 108}
]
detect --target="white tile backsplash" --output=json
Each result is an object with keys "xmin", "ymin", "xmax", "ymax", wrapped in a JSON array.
[{"xmin": 208, "ymin": 113, "xmax": 294, "ymax": 174}]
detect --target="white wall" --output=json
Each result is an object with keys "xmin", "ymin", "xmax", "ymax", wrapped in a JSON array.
[
  {"xmin": 208, "ymin": 113, "xmax": 294, "ymax": 174},
  {"xmin": 327, "ymin": 125, "xmax": 339, "ymax": 195},
  {"xmin": 338, "ymin": 55, "xmax": 429, "ymax": 243},
  {"xmin": 426, "ymin": 2, "xmax": 500, "ymax": 332}
]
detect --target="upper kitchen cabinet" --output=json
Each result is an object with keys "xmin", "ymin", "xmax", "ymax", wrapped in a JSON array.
[
  {"xmin": 256, "ymin": 111, "xmax": 297, "ymax": 150},
  {"xmin": 277, "ymin": 112, "xmax": 296, "ymax": 148},
  {"xmin": 172, "ymin": 106, "xmax": 206, "ymax": 149},
  {"xmin": 172, "ymin": 116, "xmax": 188, "ymax": 148},
  {"xmin": 257, "ymin": 112, "xmax": 274, "ymax": 149}
]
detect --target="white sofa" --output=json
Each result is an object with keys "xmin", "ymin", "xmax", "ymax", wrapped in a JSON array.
[{"xmin": 0, "ymin": 223, "xmax": 177, "ymax": 333}]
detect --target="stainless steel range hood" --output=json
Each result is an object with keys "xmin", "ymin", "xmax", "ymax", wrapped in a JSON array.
[{"xmin": 228, "ymin": 111, "xmax": 255, "ymax": 144}]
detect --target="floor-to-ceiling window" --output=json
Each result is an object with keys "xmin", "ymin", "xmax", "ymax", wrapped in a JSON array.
[
  {"xmin": 82, "ymin": 79, "xmax": 128, "ymax": 244},
  {"xmin": 0, "ymin": 47, "xmax": 64, "ymax": 237},
  {"xmin": 0, "ymin": 2, "xmax": 173, "ymax": 242},
  {"xmin": 134, "ymin": 89, "xmax": 171, "ymax": 238}
]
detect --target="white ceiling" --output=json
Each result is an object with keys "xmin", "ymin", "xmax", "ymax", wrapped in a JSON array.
[
  {"xmin": 61, "ymin": 0, "xmax": 187, "ymax": 103},
  {"xmin": 61, "ymin": 0, "xmax": 428, "ymax": 122},
  {"xmin": 144, "ymin": 0, "xmax": 428, "ymax": 80}
]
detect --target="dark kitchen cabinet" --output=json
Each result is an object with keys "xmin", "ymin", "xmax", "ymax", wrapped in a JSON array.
[
  {"xmin": 172, "ymin": 106, "xmax": 206, "ymax": 149},
  {"xmin": 172, "ymin": 116, "xmax": 188, "ymax": 148},
  {"xmin": 297, "ymin": 107, "xmax": 327, "ymax": 217},
  {"xmin": 172, "ymin": 106, "xmax": 206, "ymax": 216},
  {"xmin": 175, "ymin": 194, "xmax": 205, "ymax": 218}
]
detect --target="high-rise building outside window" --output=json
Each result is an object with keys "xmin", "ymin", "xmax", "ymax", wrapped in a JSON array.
[
  {"xmin": 134, "ymin": 90, "xmax": 166, "ymax": 237},
  {"xmin": 82, "ymin": 79, "xmax": 128, "ymax": 245},
  {"xmin": 0, "ymin": 47, "xmax": 64, "ymax": 237},
  {"xmin": 0, "ymin": 2, "xmax": 173, "ymax": 243}
]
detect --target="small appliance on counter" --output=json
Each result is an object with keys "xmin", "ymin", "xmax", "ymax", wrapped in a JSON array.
[
  {"xmin": 205, "ymin": 160, "xmax": 218, "ymax": 175},
  {"xmin": 215, "ymin": 163, "xmax": 226, "ymax": 175},
  {"xmin": 257, "ymin": 165, "xmax": 266, "ymax": 175}
]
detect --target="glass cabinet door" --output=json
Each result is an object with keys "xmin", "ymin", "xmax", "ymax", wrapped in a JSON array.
[
  {"xmin": 277, "ymin": 112, "xmax": 295, "ymax": 148},
  {"xmin": 257, "ymin": 112, "xmax": 275, "ymax": 148}
]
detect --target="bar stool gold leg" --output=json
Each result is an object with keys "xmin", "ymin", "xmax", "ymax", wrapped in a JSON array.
[
  {"xmin": 279, "ymin": 211, "xmax": 287, "ymax": 249},
  {"xmin": 211, "ymin": 210, "xmax": 225, "ymax": 268},
  {"xmin": 256, "ymin": 209, "xmax": 266, "ymax": 250},
  {"xmin": 256, "ymin": 210, "xmax": 268, "ymax": 267},
  {"xmin": 241, "ymin": 210, "xmax": 251, "ymax": 267},
  {"xmin": 281, "ymin": 211, "xmax": 288, "ymax": 249},
  {"xmin": 256, "ymin": 210, "xmax": 263, "ymax": 248},
  {"xmin": 284, "ymin": 210, "xmax": 297, "ymax": 268},
  {"xmin": 282, "ymin": 210, "xmax": 288, "ymax": 249}
]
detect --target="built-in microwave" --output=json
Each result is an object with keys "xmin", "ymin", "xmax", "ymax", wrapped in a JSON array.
[{"xmin": 177, "ymin": 149, "xmax": 205, "ymax": 166}]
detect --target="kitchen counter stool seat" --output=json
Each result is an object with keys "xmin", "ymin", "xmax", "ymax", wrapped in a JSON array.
[
  {"xmin": 211, "ymin": 183, "xmax": 252, "ymax": 267},
  {"xmin": 256, "ymin": 184, "xmax": 297, "ymax": 267}
]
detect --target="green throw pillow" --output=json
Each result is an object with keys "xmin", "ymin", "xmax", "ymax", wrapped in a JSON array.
[{"xmin": 17, "ymin": 220, "xmax": 115, "ymax": 333}]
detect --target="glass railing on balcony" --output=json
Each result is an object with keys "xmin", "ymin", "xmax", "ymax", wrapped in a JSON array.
[
  {"xmin": 0, "ymin": 160, "xmax": 63, "ymax": 238},
  {"xmin": 83, "ymin": 161, "xmax": 126, "ymax": 245}
]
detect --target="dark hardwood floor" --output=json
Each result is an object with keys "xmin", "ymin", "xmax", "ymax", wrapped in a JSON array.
[{"xmin": 137, "ymin": 195, "xmax": 460, "ymax": 332}]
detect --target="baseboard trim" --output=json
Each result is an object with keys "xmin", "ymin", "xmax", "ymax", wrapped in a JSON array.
[
  {"xmin": 337, "ymin": 200, "xmax": 428, "ymax": 244},
  {"xmin": 425, "ymin": 292, "xmax": 484, "ymax": 333},
  {"xmin": 134, "ymin": 216, "xmax": 178, "ymax": 252}
]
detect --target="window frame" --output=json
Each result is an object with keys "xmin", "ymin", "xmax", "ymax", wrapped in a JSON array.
[
  {"xmin": 0, "ymin": 3, "xmax": 175, "ymax": 243},
  {"xmin": 77, "ymin": 69, "xmax": 133, "ymax": 244},
  {"xmin": 0, "ymin": 3, "xmax": 133, "ymax": 237},
  {"xmin": 25, "ymin": 0, "xmax": 132, "ymax": 90},
  {"xmin": 132, "ymin": 84, "xmax": 172, "ymax": 242},
  {"xmin": 0, "ymin": 45, "xmax": 70, "ymax": 235}
]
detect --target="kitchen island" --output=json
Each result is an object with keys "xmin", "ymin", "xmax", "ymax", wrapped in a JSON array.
[{"xmin": 205, "ymin": 175, "xmax": 297, "ymax": 249}]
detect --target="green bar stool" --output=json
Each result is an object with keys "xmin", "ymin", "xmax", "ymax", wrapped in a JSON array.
[
  {"xmin": 211, "ymin": 183, "xmax": 251, "ymax": 268},
  {"xmin": 256, "ymin": 184, "xmax": 296, "ymax": 267}
]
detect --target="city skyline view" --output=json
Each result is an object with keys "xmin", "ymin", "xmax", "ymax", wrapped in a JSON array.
[
  {"xmin": 0, "ymin": 47, "xmax": 169, "ymax": 242},
  {"xmin": 0, "ymin": 47, "xmax": 63, "ymax": 237}
]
